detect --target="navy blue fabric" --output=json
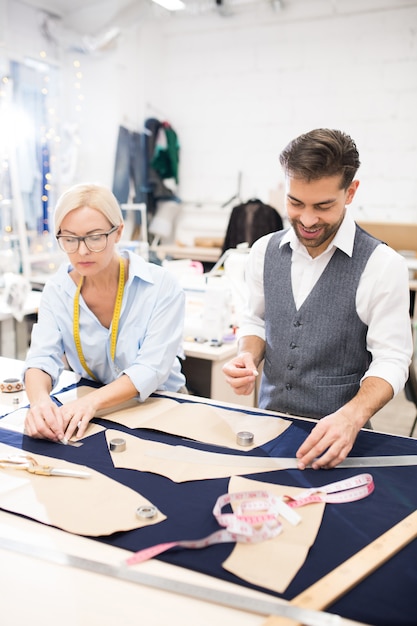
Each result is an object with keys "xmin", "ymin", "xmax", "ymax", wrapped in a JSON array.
[{"xmin": 1, "ymin": 384, "xmax": 417, "ymax": 625}]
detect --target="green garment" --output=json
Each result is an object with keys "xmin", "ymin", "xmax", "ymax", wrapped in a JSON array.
[{"xmin": 151, "ymin": 125, "xmax": 180, "ymax": 183}]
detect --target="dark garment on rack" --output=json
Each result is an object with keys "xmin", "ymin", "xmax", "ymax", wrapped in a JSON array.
[
  {"xmin": 221, "ymin": 199, "xmax": 283, "ymax": 254},
  {"xmin": 142, "ymin": 118, "xmax": 175, "ymax": 217}
]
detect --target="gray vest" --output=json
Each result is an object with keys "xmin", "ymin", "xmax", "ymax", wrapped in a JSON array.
[{"xmin": 259, "ymin": 225, "xmax": 381, "ymax": 418}]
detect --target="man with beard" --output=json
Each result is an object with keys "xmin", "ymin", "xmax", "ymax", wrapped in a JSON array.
[{"xmin": 222, "ymin": 128, "xmax": 412, "ymax": 470}]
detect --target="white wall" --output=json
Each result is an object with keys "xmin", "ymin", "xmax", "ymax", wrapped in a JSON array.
[
  {"xmin": 2, "ymin": 0, "xmax": 417, "ymax": 230},
  {"xmin": 151, "ymin": 0, "xmax": 417, "ymax": 222}
]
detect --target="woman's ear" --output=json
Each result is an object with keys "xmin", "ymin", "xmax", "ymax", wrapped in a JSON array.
[{"xmin": 115, "ymin": 224, "xmax": 124, "ymax": 242}]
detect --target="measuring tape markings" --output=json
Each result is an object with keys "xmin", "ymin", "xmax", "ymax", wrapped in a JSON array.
[
  {"xmin": 73, "ymin": 256, "xmax": 125, "ymax": 381},
  {"xmin": 126, "ymin": 490, "xmax": 288, "ymax": 566},
  {"xmin": 287, "ymin": 474, "xmax": 375, "ymax": 507}
]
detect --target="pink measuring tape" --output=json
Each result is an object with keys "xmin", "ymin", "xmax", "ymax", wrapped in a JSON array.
[
  {"xmin": 286, "ymin": 473, "xmax": 374, "ymax": 507},
  {"xmin": 126, "ymin": 473, "xmax": 374, "ymax": 566}
]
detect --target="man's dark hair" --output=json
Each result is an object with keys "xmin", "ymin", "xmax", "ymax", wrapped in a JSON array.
[{"xmin": 279, "ymin": 129, "xmax": 361, "ymax": 189}]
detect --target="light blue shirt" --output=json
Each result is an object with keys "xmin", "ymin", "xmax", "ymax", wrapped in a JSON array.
[{"xmin": 24, "ymin": 250, "xmax": 186, "ymax": 399}]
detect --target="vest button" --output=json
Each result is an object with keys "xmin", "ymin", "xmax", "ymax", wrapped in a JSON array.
[
  {"xmin": 293, "ymin": 320, "xmax": 301, "ymax": 327},
  {"xmin": 287, "ymin": 364, "xmax": 294, "ymax": 370},
  {"xmin": 290, "ymin": 342, "xmax": 297, "ymax": 349},
  {"xmin": 286, "ymin": 383, "xmax": 292, "ymax": 390}
]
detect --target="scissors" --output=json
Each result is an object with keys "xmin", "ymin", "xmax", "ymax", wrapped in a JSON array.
[{"xmin": 0, "ymin": 454, "xmax": 91, "ymax": 478}]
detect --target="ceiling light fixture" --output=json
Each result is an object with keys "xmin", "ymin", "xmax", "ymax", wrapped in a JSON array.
[{"xmin": 152, "ymin": 0, "xmax": 185, "ymax": 11}]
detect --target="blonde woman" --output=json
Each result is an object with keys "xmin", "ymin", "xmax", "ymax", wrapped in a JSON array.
[{"xmin": 24, "ymin": 183, "xmax": 185, "ymax": 443}]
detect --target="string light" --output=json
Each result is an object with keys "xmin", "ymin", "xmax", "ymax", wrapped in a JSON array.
[
  {"xmin": 2, "ymin": 47, "xmax": 85, "ymax": 236},
  {"xmin": 37, "ymin": 50, "xmax": 52, "ymax": 231},
  {"xmin": 35, "ymin": 48, "xmax": 64, "ymax": 233},
  {"xmin": 72, "ymin": 59, "xmax": 84, "ymax": 115}
]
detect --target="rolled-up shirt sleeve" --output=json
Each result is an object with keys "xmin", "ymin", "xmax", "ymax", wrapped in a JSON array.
[
  {"xmin": 121, "ymin": 269, "xmax": 185, "ymax": 400},
  {"xmin": 237, "ymin": 234, "xmax": 273, "ymax": 341},
  {"xmin": 23, "ymin": 289, "xmax": 68, "ymax": 390},
  {"xmin": 358, "ymin": 245, "xmax": 413, "ymax": 396}
]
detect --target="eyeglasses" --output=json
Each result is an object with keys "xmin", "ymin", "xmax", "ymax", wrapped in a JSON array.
[{"xmin": 56, "ymin": 225, "xmax": 119, "ymax": 253}]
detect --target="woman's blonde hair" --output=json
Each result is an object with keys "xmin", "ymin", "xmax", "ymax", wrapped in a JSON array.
[{"xmin": 54, "ymin": 183, "xmax": 124, "ymax": 235}]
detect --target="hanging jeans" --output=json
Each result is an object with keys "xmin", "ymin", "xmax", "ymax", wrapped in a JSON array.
[{"xmin": 112, "ymin": 126, "xmax": 144, "ymax": 223}]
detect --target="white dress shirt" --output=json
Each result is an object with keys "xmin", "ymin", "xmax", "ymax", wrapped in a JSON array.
[{"xmin": 239, "ymin": 211, "xmax": 413, "ymax": 396}]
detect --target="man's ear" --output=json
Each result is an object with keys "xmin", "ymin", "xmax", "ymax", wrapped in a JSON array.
[{"xmin": 345, "ymin": 179, "xmax": 360, "ymax": 205}]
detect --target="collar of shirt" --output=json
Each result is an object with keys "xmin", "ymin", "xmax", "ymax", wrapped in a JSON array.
[
  {"xmin": 122, "ymin": 249, "xmax": 155, "ymax": 287},
  {"xmin": 279, "ymin": 210, "xmax": 356, "ymax": 260},
  {"xmin": 62, "ymin": 249, "xmax": 155, "ymax": 295},
  {"xmin": 279, "ymin": 211, "xmax": 356, "ymax": 309}
]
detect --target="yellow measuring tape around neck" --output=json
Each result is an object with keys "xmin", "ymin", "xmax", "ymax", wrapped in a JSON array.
[{"xmin": 73, "ymin": 257, "xmax": 125, "ymax": 381}]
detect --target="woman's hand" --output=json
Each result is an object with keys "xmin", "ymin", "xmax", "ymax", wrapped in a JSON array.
[
  {"xmin": 24, "ymin": 395, "xmax": 97, "ymax": 443},
  {"xmin": 24, "ymin": 372, "xmax": 138, "ymax": 443},
  {"xmin": 60, "ymin": 396, "xmax": 98, "ymax": 441},
  {"xmin": 25, "ymin": 398, "xmax": 66, "ymax": 442}
]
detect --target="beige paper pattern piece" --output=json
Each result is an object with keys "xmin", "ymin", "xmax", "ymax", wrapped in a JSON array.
[
  {"xmin": 59, "ymin": 388, "xmax": 291, "ymax": 450},
  {"xmin": 106, "ymin": 429, "xmax": 297, "ymax": 482},
  {"xmin": 223, "ymin": 476, "xmax": 325, "ymax": 594},
  {"xmin": 0, "ymin": 442, "xmax": 166, "ymax": 536}
]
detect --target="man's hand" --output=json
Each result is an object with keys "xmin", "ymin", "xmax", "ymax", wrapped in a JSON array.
[
  {"xmin": 222, "ymin": 352, "xmax": 259, "ymax": 396},
  {"xmin": 296, "ymin": 377, "xmax": 394, "ymax": 469},
  {"xmin": 295, "ymin": 409, "xmax": 362, "ymax": 470},
  {"xmin": 223, "ymin": 336, "xmax": 265, "ymax": 396}
]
